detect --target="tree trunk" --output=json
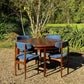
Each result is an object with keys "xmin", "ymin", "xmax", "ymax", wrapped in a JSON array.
[
  {"xmin": 36, "ymin": 0, "xmax": 41, "ymax": 37},
  {"xmin": 20, "ymin": 10, "xmax": 25, "ymax": 35}
]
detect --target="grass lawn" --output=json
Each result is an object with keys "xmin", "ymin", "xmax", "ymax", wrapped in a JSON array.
[
  {"xmin": 0, "ymin": 39, "xmax": 14, "ymax": 48},
  {"xmin": 47, "ymin": 23, "xmax": 84, "ymax": 30}
]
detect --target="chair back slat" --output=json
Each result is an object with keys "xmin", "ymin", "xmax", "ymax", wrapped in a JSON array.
[
  {"xmin": 16, "ymin": 35, "xmax": 29, "ymax": 41},
  {"xmin": 46, "ymin": 35, "xmax": 60, "ymax": 40},
  {"xmin": 15, "ymin": 42, "xmax": 32, "ymax": 51},
  {"xmin": 55, "ymin": 41, "xmax": 68, "ymax": 48}
]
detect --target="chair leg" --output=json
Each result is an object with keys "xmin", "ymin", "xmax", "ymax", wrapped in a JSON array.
[
  {"xmin": 40, "ymin": 50, "xmax": 42, "ymax": 64},
  {"xmin": 18, "ymin": 59, "xmax": 20, "ymax": 70},
  {"xmin": 60, "ymin": 62, "xmax": 62, "ymax": 77},
  {"xmin": 35, "ymin": 50, "xmax": 38, "ymax": 64},
  {"xmin": 24, "ymin": 63, "xmax": 26, "ymax": 79},
  {"xmin": 15, "ymin": 62, "xmax": 16, "ymax": 76},
  {"xmin": 37, "ymin": 57, "xmax": 39, "ymax": 73},
  {"xmin": 35, "ymin": 60, "xmax": 37, "ymax": 64},
  {"xmin": 67, "ymin": 61, "xmax": 69, "ymax": 74},
  {"xmin": 40, "ymin": 50, "xmax": 41, "ymax": 61}
]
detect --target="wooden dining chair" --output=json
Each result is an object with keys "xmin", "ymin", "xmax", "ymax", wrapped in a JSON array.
[
  {"xmin": 14, "ymin": 42, "xmax": 40, "ymax": 79},
  {"xmin": 46, "ymin": 40, "xmax": 69, "ymax": 77},
  {"xmin": 16, "ymin": 35, "xmax": 37, "ymax": 53},
  {"xmin": 16, "ymin": 35, "xmax": 37, "ymax": 63},
  {"xmin": 40, "ymin": 35, "xmax": 60, "ymax": 61},
  {"xmin": 45, "ymin": 35, "xmax": 60, "ymax": 53}
]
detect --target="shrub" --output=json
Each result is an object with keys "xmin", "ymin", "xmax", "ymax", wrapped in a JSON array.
[{"xmin": 46, "ymin": 24, "xmax": 84, "ymax": 49}]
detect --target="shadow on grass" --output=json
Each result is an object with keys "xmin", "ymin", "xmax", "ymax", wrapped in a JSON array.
[
  {"xmin": 67, "ymin": 52, "xmax": 84, "ymax": 72},
  {"xmin": 16, "ymin": 62, "xmax": 44, "ymax": 79},
  {"xmin": 39, "ymin": 52, "xmax": 84, "ymax": 77},
  {"xmin": 16, "ymin": 52, "xmax": 84, "ymax": 78}
]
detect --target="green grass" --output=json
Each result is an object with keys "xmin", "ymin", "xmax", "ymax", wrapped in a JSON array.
[
  {"xmin": 47, "ymin": 23, "xmax": 84, "ymax": 30},
  {"xmin": 0, "ymin": 40, "xmax": 14, "ymax": 48}
]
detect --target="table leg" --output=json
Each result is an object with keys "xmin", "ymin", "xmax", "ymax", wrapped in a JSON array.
[
  {"xmin": 44, "ymin": 48, "xmax": 46, "ymax": 77},
  {"xmin": 35, "ymin": 50, "xmax": 37, "ymax": 64}
]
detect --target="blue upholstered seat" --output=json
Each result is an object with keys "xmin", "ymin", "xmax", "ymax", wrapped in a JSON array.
[
  {"xmin": 16, "ymin": 53, "xmax": 40, "ymax": 60},
  {"xmin": 46, "ymin": 35, "xmax": 60, "ymax": 52},
  {"xmin": 15, "ymin": 42, "xmax": 40, "ymax": 79},
  {"xmin": 16, "ymin": 35, "xmax": 29, "ymax": 41},
  {"xmin": 46, "ymin": 41, "xmax": 68, "ymax": 59},
  {"xmin": 40, "ymin": 35, "xmax": 60, "ymax": 58},
  {"xmin": 46, "ymin": 35, "xmax": 60, "ymax": 40},
  {"xmin": 46, "ymin": 40, "xmax": 69, "ymax": 77},
  {"xmin": 40, "ymin": 35, "xmax": 60, "ymax": 62},
  {"xmin": 15, "ymin": 42, "xmax": 39, "ymax": 61},
  {"xmin": 16, "ymin": 35, "xmax": 37, "ymax": 53},
  {"xmin": 55, "ymin": 41, "xmax": 68, "ymax": 48},
  {"xmin": 46, "ymin": 53, "xmax": 67, "ymax": 59},
  {"xmin": 16, "ymin": 42, "xmax": 32, "ymax": 51}
]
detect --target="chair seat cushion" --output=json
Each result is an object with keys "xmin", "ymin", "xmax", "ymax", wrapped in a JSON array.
[
  {"xmin": 16, "ymin": 53, "xmax": 40, "ymax": 60},
  {"xmin": 46, "ymin": 53, "xmax": 67, "ymax": 59}
]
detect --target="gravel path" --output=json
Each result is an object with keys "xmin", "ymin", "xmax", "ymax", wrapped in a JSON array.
[{"xmin": 0, "ymin": 48, "xmax": 84, "ymax": 84}]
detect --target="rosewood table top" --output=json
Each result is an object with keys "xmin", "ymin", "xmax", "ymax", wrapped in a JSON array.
[{"xmin": 18, "ymin": 38, "xmax": 60, "ymax": 49}]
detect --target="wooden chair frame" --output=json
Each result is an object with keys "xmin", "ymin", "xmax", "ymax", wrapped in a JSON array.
[
  {"xmin": 14, "ymin": 43, "xmax": 39, "ymax": 79},
  {"xmin": 46, "ymin": 41, "xmax": 69, "ymax": 77}
]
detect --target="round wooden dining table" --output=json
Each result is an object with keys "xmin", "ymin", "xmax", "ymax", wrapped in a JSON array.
[{"xmin": 17, "ymin": 38, "xmax": 60, "ymax": 77}]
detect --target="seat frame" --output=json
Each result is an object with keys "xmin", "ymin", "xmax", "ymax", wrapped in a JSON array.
[
  {"xmin": 46, "ymin": 41, "xmax": 69, "ymax": 77},
  {"xmin": 40, "ymin": 35, "xmax": 60, "ymax": 62},
  {"xmin": 14, "ymin": 43, "xmax": 39, "ymax": 79},
  {"xmin": 16, "ymin": 35, "xmax": 37, "ymax": 63}
]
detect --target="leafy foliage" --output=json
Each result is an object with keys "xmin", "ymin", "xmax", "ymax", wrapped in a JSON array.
[{"xmin": 46, "ymin": 24, "xmax": 84, "ymax": 49}]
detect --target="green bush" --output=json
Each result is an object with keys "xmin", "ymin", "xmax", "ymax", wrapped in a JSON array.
[
  {"xmin": 0, "ymin": 15, "xmax": 27, "ymax": 39},
  {"xmin": 0, "ymin": 23, "xmax": 6, "ymax": 39},
  {"xmin": 46, "ymin": 24, "xmax": 84, "ymax": 49},
  {"xmin": 0, "ymin": 22, "xmax": 17, "ymax": 39}
]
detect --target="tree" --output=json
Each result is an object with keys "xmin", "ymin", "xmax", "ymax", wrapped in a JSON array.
[
  {"xmin": 73, "ymin": 0, "xmax": 84, "ymax": 23},
  {"xmin": 10, "ymin": 0, "xmax": 57, "ymax": 37},
  {"xmin": 9, "ymin": 0, "xmax": 26, "ymax": 35},
  {"xmin": 49, "ymin": 0, "xmax": 84, "ymax": 24}
]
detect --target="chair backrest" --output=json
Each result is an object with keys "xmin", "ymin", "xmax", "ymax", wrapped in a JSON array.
[
  {"xmin": 16, "ymin": 35, "xmax": 29, "ymax": 41},
  {"xmin": 55, "ymin": 41, "xmax": 68, "ymax": 48},
  {"xmin": 15, "ymin": 42, "xmax": 32, "ymax": 51},
  {"xmin": 46, "ymin": 35, "xmax": 60, "ymax": 40}
]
